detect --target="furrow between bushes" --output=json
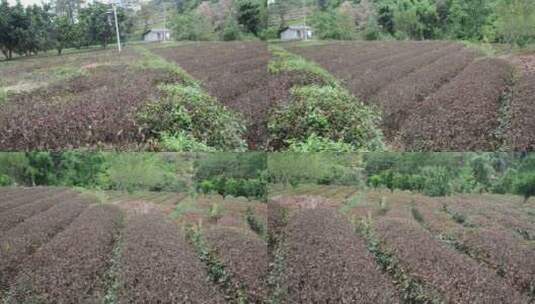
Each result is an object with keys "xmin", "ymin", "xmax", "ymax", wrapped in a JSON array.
[
  {"xmin": 204, "ymin": 228, "xmax": 268, "ymax": 303},
  {"xmin": 187, "ymin": 225, "xmax": 261, "ymax": 303}
]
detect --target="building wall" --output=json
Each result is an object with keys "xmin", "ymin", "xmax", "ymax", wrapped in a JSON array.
[
  {"xmin": 144, "ymin": 31, "xmax": 170, "ymax": 42},
  {"xmin": 281, "ymin": 30, "xmax": 300, "ymax": 41}
]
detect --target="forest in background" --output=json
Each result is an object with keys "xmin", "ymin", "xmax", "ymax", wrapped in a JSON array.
[
  {"xmin": 1, "ymin": 153, "xmax": 534, "ymax": 203},
  {"xmin": 269, "ymin": 0, "xmax": 535, "ymax": 47},
  {"xmin": 0, "ymin": 0, "xmax": 267, "ymax": 60}
]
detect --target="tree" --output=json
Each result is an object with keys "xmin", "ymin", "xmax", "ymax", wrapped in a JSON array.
[
  {"xmin": 77, "ymin": 3, "xmax": 127, "ymax": 49},
  {"xmin": 170, "ymin": 11, "xmax": 215, "ymax": 40},
  {"xmin": 236, "ymin": 0, "xmax": 263, "ymax": 35},
  {"xmin": 448, "ymin": 0, "xmax": 495, "ymax": 40},
  {"xmin": 514, "ymin": 173, "xmax": 535, "ymax": 203},
  {"xmin": 495, "ymin": 0, "xmax": 535, "ymax": 47}
]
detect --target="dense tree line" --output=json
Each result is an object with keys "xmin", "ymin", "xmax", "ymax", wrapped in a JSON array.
[
  {"xmin": 0, "ymin": 0, "xmax": 131, "ymax": 60},
  {"xmin": 270, "ymin": 0, "xmax": 535, "ymax": 46},
  {"xmin": 169, "ymin": 0, "xmax": 268, "ymax": 41}
]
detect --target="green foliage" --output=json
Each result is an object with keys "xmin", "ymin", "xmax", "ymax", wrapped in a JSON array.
[
  {"xmin": 310, "ymin": 9, "xmax": 356, "ymax": 40},
  {"xmin": 170, "ymin": 11, "xmax": 215, "ymax": 41},
  {"xmin": 368, "ymin": 174, "xmax": 382, "ymax": 189},
  {"xmin": 0, "ymin": 174, "xmax": 12, "ymax": 186},
  {"xmin": 194, "ymin": 153, "xmax": 266, "ymax": 181},
  {"xmin": 267, "ymin": 153, "xmax": 364, "ymax": 187},
  {"xmin": 514, "ymin": 172, "xmax": 535, "ymax": 203},
  {"xmin": 99, "ymin": 153, "xmax": 185, "ymax": 192},
  {"xmin": 420, "ymin": 166, "xmax": 452, "ymax": 197},
  {"xmin": 159, "ymin": 131, "xmax": 216, "ymax": 152},
  {"xmin": 495, "ymin": 0, "xmax": 535, "ymax": 47},
  {"xmin": 245, "ymin": 206, "xmax": 266, "ymax": 238},
  {"xmin": 268, "ymin": 85, "xmax": 384, "ymax": 151},
  {"xmin": 197, "ymin": 176, "xmax": 267, "ymax": 201},
  {"xmin": 268, "ymin": 46, "xmax": 340, "ymax": 86},
  {"xmin": 259, "ymin": 26, "xmax": 279, "ymax": 40},
  {"xmin": 236, "ymin": 0, "xmax": 265, "ymax": 36},
  {"xmin": 221, "ymin": 17, "xmax": 242, "ymax": 41},
  {"xmin": 137, "ymin": 84, "xmax": 247, "ymax": 151},
  {"xmin": 286, "ymin": 134, "xmax": 357, "ymax": 152},
  {"xmin": 340, "ymin": 192, "xmax": 364, "ymax": 214},
  {"xmin": 0, "ymin": 87, "xmax": 7, "ymax": 105}
]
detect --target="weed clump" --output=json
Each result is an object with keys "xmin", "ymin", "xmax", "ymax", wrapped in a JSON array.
[
  {"xmin": 268, "ymin": 85, "xmax": 384, "ymax": 151},
  {"xmin": 137, "ymin": 84, "xmax": 247, "ymax": 151}
]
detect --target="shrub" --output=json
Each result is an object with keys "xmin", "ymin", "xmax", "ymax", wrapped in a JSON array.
[
  {"xmin": 0, "ymin": 174, "xmax": 12, "ymax": 186},
  {"xmin": 170, "ymin": 12, "xmax": 216, "ymax": 41},
  {"xmin": 245, "ymin": 206, "xmax": 266, "ymax": 237},
  {"xmin": 100, "ymin": 153, "xmax": 183, "ymax": 192},
  {"xmin": 259, "ymin": 26, "xmax": 279, "ymax": 40},
  {"xmin": 514, "ymin": 172, "xmax": 535, "ymax": 203},
  {"xmin": 159, "ymin": 131, "xmax": 216, "ymax": 152},
  {"xmin": 221, "ymin": 17, "xmax": 242, "ymax": 41},
  {"xmin": 286, "ymin": 134, "xmax": 357, "ymax": 152},
  {"xmin": 199, "ymin": 180, "xmax": 216, "ymax": 194},
  {"xmin": 310, "ymin": 9, "xmax": 356, "ymax": 40},
  {"xmin": 491, "ymin": 168, "xmax": 517, "ymax": 194},
  {"xmin": 268, "ymin": 85, "xmax": 384, "ymax": 151},
  {"xmin": 421, "ymin": 166, "xmax": 452, "ymax": 197},
  {"xmin": 368, "ymin": 175, "xmax": 382, "ymax": 189},
  {"xmin": 137, "ymin": 84, "xmax": 247, "ymax": 151}
]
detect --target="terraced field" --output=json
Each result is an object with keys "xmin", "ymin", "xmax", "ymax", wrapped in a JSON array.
[
  {"xmin": 267, "ymin": 187, "xmax": 535, "ymax": 303},
  {"xmin": 0, "ymin": 187, "xmax": 267, "ymax": 303},
  {"xmin": 285, "ymin": 41, "xmax": 534, "ymax": 151}
]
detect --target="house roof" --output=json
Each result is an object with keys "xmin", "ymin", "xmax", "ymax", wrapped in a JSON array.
[{"xmin": 142, "ymin": 28, "xmax": 170, "ymax": 36}]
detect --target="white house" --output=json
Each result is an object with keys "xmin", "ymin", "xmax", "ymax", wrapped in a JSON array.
[
  {"xmin": 280, "ymin": 25, "xmax": 313, "ymax": 41},
  {"xmin": 143, "ymin": 29, "xmax": 171, "ymax": 42}
]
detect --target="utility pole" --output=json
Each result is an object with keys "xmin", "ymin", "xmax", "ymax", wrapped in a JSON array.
[
  {"xmin": 113, "ymin": 3, "xmax": 121, "ymax": 52},
  {"xmin": 303, "ymin": 0, "xmax": 307, "ymax": 40}
]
